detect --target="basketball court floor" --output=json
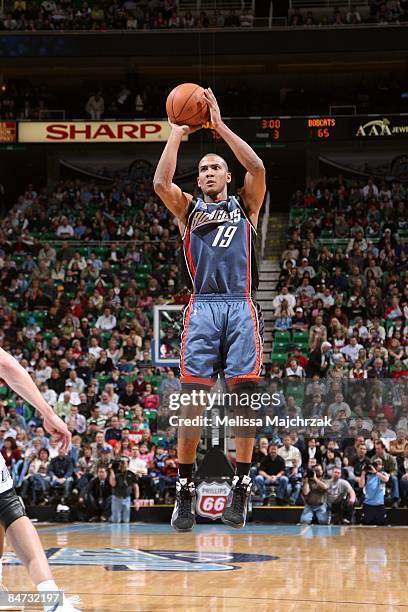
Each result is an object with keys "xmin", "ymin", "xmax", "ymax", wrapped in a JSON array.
[{"xmin": 5, "ymin": 522, "xmax": 408, "ymax": 611}]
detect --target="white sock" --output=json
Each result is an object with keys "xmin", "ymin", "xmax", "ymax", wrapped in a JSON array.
[{"xmin": 37, "ymin": 579, "xmax": 59, "ymax": 592}]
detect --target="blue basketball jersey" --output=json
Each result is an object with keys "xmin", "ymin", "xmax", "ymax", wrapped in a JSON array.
[{"xmin": 181, "ymin": 195, "xmax": 259, "ymax": 296}]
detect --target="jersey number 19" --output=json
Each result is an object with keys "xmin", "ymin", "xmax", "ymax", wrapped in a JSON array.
[{"xmin": 211, "ymin": 225, "xmax": 238, "ymax": 248}]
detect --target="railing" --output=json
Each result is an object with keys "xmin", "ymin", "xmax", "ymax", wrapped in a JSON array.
[
  {"xmin": 261, "ymin": 191, "xmax": 270, "ymax": 261},
  {"xmin": 289, "ymin": 0, "xmax": 369, "ymax": 7},
  {"xmin": 38, "ymin": 110, "xmax": 66, "ymax": 121},
  {"xmin": 177, "ymin": 0, "xmax": 253, "ymax": 12}
]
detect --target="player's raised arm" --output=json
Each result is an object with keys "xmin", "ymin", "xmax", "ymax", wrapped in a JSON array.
[
  {"xmin": 0, "ymin": 347, "xmax": 71, "ymax": 451},
  {"xmin": 203, "ymin": 88, "xmax": 266, "ymax": 222},
  {"xmin": 153, "ymin": 122, "xmax": 199, "ymax": 223}
]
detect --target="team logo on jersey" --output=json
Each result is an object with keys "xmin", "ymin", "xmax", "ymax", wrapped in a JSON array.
[
  {"xmin": 5, "ymin": 548, "xmax": 279, "ymax": 572},
  {"xmin": 196, "ymin": 481, "xmax": 231, "ymax": 520},
  {"xmin": 190, "ymin": 208, "xmax": 241, "ymax": 232}
]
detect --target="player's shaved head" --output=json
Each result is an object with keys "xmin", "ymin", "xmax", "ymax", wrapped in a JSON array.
[{"xmin": 198, "ymin": 154, "xmax": 229, "ymax": 172}]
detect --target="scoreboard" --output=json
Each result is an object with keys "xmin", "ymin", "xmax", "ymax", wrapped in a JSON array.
[
  {"xmin": 2, "ymin": 115, "xmax": 407, "ymax": 144},
  {"xmin": 194, "ymin": 115, "xmax": 408, "ymax": 144}
]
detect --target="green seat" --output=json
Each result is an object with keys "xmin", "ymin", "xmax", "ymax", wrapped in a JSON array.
[
  {"xmin": 96, "ymin": 374, "xmax": 109, "ymax": 388},
  {"xmin": 274, "ymin": 341, "xmax": 289, "ymax": 352},
  {"xmin": 151, "ymin": 374, "xmax": 163, "ymax": 391},
  {"xmin": 18, "ymin": 312, "xmax": 30, "ymax": 325},
  {"xmin": 274, "ymin": 331, "xmax": 291, "ymax": 343},
  {"xmin": 271, "ymin": 352, "xmax": 288, "ymax": 367},
  {"xmin": 137, "ymin": 264, "xmax": 151, "ymax": 273},
  {"xmin": 13, "ymin": 255, "xmax": 25, "ymax": 266},
  {"xmin": 100, "ymin": 331, "xmax": 112, "ymax": 347},
  {"xmin": 321, "ymin": 229, "xmax": 334, "ymax": 239},
  {"xmin": 293, "ymin": 330, "xmax": 308, "ymax": 342}
]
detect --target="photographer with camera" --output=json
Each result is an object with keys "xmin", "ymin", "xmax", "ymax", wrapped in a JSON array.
[
  {"xmin": 108, "ymin": 456, "xmax": 140, "ymax": 523},
  {"xmin": 300, "ymin": 463, "xmax": 329, "ymax": 525},
  {"xmin": 358, "ymin": 458, "xmax": 389, "ymax": 525},
  {"xmin": 326, "ymin": 466, "xmax": 356, "ymax": 524}
]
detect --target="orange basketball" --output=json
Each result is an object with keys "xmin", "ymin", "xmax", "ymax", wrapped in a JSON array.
[{"xmin": 166, "ymin": 83, "xmax": 210, "ymax": 126}]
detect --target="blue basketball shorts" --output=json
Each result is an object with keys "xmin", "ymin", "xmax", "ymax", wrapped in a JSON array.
[{"xmin": 179, "ymin": 294, "xmax": 264, "ymax": 387}]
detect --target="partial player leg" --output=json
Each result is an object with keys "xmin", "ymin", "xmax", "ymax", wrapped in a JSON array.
[
  {"xmin": 221, "ymin": 381, "xmax": 257, "ymax": 528},
  {"xmin": 175, "ymin": 297, "xmax": 220, "ymax": 532},
  {"xmin": 0, "ymin": 489, "xmax": 80, "ymax": 611},
  {"xmin": 171, "ymin": 383, "xmax": 209, "ymax": 532},
  {"xmin": 221, "ymin": 298, "xmax": 264, "ymax": 528}
]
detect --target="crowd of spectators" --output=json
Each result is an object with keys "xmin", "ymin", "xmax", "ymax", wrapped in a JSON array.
[
  {"xmin": 0, "ymin": 176, "xmax": 191, "ymax": 519},
  {"xmin": 0, "ymin": 0, "xmax": 407, "ymax": 31},
  {"xmin": 254, "ymin": 174, "xmax": 408, "ymax": 521},
  {"xmin": 289, "ymin": 1, "xmax": 408, "ymax": 26},
  {"xmin": 0, "ymin": 0, "xmax": 255, "ymax": 32},
  {"xmin": 1, "ymin": 169, "xmax": 408, "ymax": 524}
]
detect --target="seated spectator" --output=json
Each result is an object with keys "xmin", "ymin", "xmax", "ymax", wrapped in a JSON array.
[
  {"xmin": 47, "ymin": 448, "xmax": 74, "ymax": 503},
  {"xmin": 306, "ymin": 341, "xmax": 331, "ymax": 378},
  {"xmin": 397, "ymin": 443, "xmax": 408, "ymax": 507},
  {"xmin": 255, "ymin": 443, "xmax": 287, "ymax": 503},
  {"xmin": 95, "ymin": 307, "xmax": 117, "ymax": 331},
  {"xmin": 140, "ymin": 384, "xmax": 159, "ymax": 411},
  {"xmin": 155, "ymin": 446, "xmax": 178, "ymax": 501},
  {"xmin": 285, "ymin": 357, "xmax": 305, "ymax": 380},
  {"xmin": 341, "ymin": 337, "xmax": 364, "ymax": 364},
  {"xmin": 273, "ymin": 286, "xmax": 296, "ymax": 313},
  {"xmin": 119, "ymin": 382, "xmax": 140, "ymax": 413},
  {"xmin": 349, "ymin": 360, "xmax": 367, "ymax": 379},
  {"xmin": 85, "ymin": 466, "xmax": 112, "ymax": 522},
  {"xmin": 105, "ymin": 415, "xmax": 123, "ymax": 445},
  {"xmin": 274, "ymin": 304, "xmax": 292, "ymax": 331},
  {"xmin": 97, "ymin": 391, "xmax": 119, "ymax": 417},
  {"xmin": 65, "ymin": 405, "xmax": 87, "ymax": 435},
  {"xmin": 302, "ymin": 438, "xmax": 323, "ymax": 467},
  {"xmin": 21, "ymin": 448, "xmax": 51, "ymax": 505},
  {"xmin": 74, "ymin": 444, "xmax": 96, "ymax": 496},
  {"xmin": 94, "ymin": 351, "xmax": 114, "ymax": 375}
]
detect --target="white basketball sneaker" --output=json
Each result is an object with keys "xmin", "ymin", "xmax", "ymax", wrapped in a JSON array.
[{"xmin": 45, "ymin": 594, "xmax": 81, "ymax": 612}]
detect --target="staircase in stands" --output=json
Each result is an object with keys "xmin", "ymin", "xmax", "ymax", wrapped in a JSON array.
[{"xmin": 257, "ymin": 212, "xmax": 288, "ymax": 365}]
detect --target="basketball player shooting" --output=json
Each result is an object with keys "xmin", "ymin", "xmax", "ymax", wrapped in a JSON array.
[
  {"xmin": 0, "ymin": 348, "xmax": 80, "ymax": 611},
  {"xmin": 154, "ymin": 88, "xmax": 266, "ymax": 532}
]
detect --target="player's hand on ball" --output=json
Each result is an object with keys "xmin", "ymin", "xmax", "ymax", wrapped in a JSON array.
[
  {"xmin": 203, "ymin": 88, "xmax": 222, "ymax": 129},
  {"xmin": 43, "ymin": 413, "xmax": 72, "ymax": 453},
  {"xmin": 167, "ymin": 119, "xmax": 202, "ymax": 136}
]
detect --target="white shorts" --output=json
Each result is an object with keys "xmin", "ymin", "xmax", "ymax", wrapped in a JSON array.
[{"xmin": 0, "ymin": 453, "xmax": 14, "ymax": 495}]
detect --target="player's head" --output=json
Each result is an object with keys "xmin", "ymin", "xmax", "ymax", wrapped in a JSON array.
[{"xmin": 197, "ymin": 154, "xmax": 231, "ymax": 198}]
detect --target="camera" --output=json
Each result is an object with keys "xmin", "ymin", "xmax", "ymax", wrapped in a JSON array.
[
  {"xmin": 306, "ymin": 468, "xmax": 315, "ymax": 479},
  {"xmin": 364, "ymin": 462, "xmax": 375, "ymax": 473}
]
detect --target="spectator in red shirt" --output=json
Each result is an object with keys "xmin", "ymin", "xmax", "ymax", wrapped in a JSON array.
[
  {"xmin": 140, "ymin": 383, "xmax": 159, "ymax": 411},
  {"xmin": 286, "ymin": 346, "xmax": 308, "ymax": 369},
  {"xmin": 158, "ymin": 447, "xmax": 179, "ymax": 500},
  {"xmin": 1, "ymin": 436, "xmax": 22, "ymax": 467}
]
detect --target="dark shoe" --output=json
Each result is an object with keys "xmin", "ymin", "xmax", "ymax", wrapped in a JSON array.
[
  {"xmin": 392, "ymin": 499, "xmax": 400, "ymax": 509},
  {"xmin": 222, "ymin": 475, "xmax": 252, "ymax": 529},
  {"xmin": 171, "ymin": 479, "xmax": 196, "ymax": 532}
]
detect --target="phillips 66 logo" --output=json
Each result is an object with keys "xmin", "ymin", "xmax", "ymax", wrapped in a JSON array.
[{"xmin": 196, "ymin": 481, "xmax": 231, "ymax": 520}]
